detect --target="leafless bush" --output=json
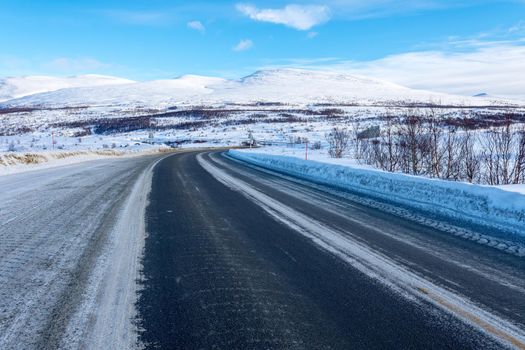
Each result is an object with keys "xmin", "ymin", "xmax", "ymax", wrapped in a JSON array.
[
  {"xmin": 311, "ymin": 141, "xmax": 322, "ymax": 150},
  {"xmin": 459, "ymin": 131, "xmax": 480, "ymax": 183},
  {"xmin": 379, "ymin": 116, "xmax": 400, "ymax": 172},
  {"xmin": 480, "ymin": 122, "xmax": 525, "ymax": 185},
  {"xmin": 438, "ymin": 128, "xmax": 461, "ymax": 180},
  {"xmin": 326, "ymin": 128, "xmax": 351, "ymax": 158},
  {"xmin": 398, "ymin": 113, "xmax": 427, "ymax": 175},
  {"xmin": 513, "ymin": 127, "xmax": 525, "ymax": 184},
  {"xmin": 288, "ymin": 135, "xmax": 308, "ymax": 147},
  {"xmin": 351, "ymin": 109, "xmax": 525, "ymax": 185}
]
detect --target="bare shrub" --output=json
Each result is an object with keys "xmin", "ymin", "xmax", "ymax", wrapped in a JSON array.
[
  {"xmin": 326, "ymin": 128, "xmax": 351, "ymax": 158},
  {"xmin": 350, "ymin": 110, "xmax": 524, "ymax": 185},
  {"xmin": 398, "ymin": 113, "xmax": 426, "ymax": 175},
  {"xmin": 460, "ymin": 131, "xmax": 480, "ymax": 183},
  {"xmin": 23, "ymin": 154, "xmax": 47, "ymax": 164},
  {"xmin": 441, "ymin": 129, "xmax": 461, "ymax": 181},
  {"xmin": 513, "ymin": 126, "xmax": 525, "ymax": 184},
  {"xmin": 480, "ymin": 121, "xmax": 519, "ymax": 185},
  {"xmin": 311, "ymin": 141, "xmax": 322, "ymax": 150}
]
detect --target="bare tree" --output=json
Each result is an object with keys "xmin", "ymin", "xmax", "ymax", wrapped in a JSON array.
[
  {"xmin": 398, "ymin": 112, "xmax": 426, "ymax": 175},
  {"xmin": 424, "ymin": 114, "xmax": 443, "ymax": 178},
  {"xmin": 513, "ymin": 125, "xmax": 525, "ymax": 184},
  {"xmin": 441, "ymin": 128, "xmax": 461, "ymax": 180},
  {"xmin": 460, "ymin": 130, "xmax": 479, "ymax": 183},
  {"xmin": 479, "ymin": 121, "xmax": 518, "ymax": 185},
  {"xmin": 381, "ymin": 115, "xmax": 400, "ymax": 172},
  {"xmin": 326, "ymin": 127, "xmax": 351, "ymax": 158},
  {"xmin": 497, "ymin": 122, "xmax": 516, "ymax": 185},
  {"xmin": 352, "ymin": 122, "xmax": 363, "ymax": 160},
  {"xmin": 480, "ymin": 129, "xmax": 498, "ymax": 185}
]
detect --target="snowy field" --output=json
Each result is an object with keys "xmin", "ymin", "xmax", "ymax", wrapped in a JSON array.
[{"xmin": 1, "ymin": 69, "xmax": 524, "ymax": 156}]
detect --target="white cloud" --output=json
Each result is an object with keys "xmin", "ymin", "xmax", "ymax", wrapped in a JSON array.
[
  {"xmin": 233, "ymin": 39, "xmax": 254, "ymax": 52},
  {"xmin": 236, "ymin": 3, "xmax": 331, "ymax": 30},
  {"xmin": 262, "ymin": 39, "xmax": 525, "ymax": 99},
  {"xmin": 341, "ymin": 42, "xmax": 525, "ymax": 99},
  {"xmin": 187, "ymin": 20, "xmax": 206, "ymax": 33}
]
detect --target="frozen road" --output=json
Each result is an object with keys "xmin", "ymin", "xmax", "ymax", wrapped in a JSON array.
[{"xmin": 1, "ymin": 150, "xmax": 525, "ymax": 349}]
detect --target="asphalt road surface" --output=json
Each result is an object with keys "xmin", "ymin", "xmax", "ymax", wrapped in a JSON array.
[
  {"xmin": 1, "ymin": 150, "xmax": 524, "ymax": 349},
  {"xmin": 137, "ymin": 151, "xmax": 525, "ymax": 349}
]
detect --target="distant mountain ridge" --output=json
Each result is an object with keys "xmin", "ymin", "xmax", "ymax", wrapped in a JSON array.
[
  {"xmin": 0, "ymin": 74, "xmax": 134, "ymax": 102},
  {"xmin": 0, "ymin": 69, "xmax": 519, "ymax": 108}
]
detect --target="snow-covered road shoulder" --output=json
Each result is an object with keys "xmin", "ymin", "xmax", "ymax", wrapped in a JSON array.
[
  {"xmin": 228, "ymin": 149, "xmax": 525, "ymax": 247},
  {"xmin": 0, "ymin": 148, "xmax": 172, "ymax": 176}
]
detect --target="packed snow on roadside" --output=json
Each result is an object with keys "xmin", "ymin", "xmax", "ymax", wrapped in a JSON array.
[
  {"xmin": 497, "ymin": 184, "xmax": 525, "ymax": 195},
  {"xmin": 228, "ymin": 148, "xmax": 525, "ymax": 243},
  {"xmin": 0, "ymin": 147, "xmax": 169, "ymax": 176}
]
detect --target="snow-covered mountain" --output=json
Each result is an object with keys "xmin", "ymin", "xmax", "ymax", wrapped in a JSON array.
[
  {"xmin": 0, "ymin": 69, "xmax": 516, "ymax": 108},
  {"xmin": 211, "ymin": 69, "xmax": 486, "ymax": 105},
  {"xmin": 0, "ymin": 74, "xmax": 134, "ymax": 102},
  {"xmin": 1, "ymin": 74, "xmax": 227, "ymax": 108}
]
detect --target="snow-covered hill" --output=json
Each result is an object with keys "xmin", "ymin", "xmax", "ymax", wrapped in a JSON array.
[
  {"xmin": 0, "ymin": 74, "xmax": 134, "ymax": 102},
  {"xmin": 211, "ymin": 69, "xmax": 493, "ymax": 105},
  {"xmin": 1, "ymin": 74, "xmax": 227, "ymax": 108},
  {"xmin": 1, "ymin": 69, "xmax": 513, "ymax": 108}
]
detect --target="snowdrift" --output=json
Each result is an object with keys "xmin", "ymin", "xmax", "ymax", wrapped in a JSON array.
[{"xmin": 228, "ymin": 150, "xmax": 525, "ymax": 243}]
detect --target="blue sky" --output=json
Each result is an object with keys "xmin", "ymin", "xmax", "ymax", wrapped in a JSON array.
[{"xmin": 1, "ymin": 1, "xmax": 524, "ymax": 95}]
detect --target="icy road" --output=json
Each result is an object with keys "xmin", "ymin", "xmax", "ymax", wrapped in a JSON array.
[{"xmin": 1, "ymin": 151, "xmax": 525, "ymax": 349}]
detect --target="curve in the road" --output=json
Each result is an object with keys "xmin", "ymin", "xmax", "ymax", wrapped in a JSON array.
[{"xmin": 137, "ymin": 151, "xmax": 525, "ymax": 349}]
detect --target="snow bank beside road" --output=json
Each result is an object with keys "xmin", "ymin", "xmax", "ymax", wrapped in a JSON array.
[
  {"xmin": 0, "ymin": 148, "xmax": 171, "ymax": 176},
  {"xmin": 228, "ymin": 150, "xmax": 525, "ymax": 242}
]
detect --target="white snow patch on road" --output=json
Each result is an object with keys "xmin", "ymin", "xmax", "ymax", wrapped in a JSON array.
[{"xmin": 73, "ymin": 155, "xmax": 166, "ymax": 349}]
